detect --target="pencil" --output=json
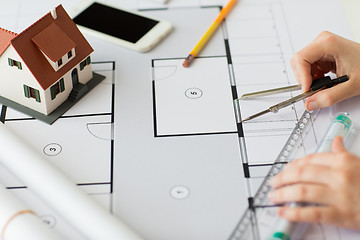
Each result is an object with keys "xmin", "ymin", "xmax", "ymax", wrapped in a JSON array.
[{"xmin": 183, "ymin": 0, "xmax": 238, "ymax": 67}]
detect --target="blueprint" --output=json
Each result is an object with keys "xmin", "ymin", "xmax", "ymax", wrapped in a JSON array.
[{"xmin": 1, "ymin": 0, "xmax": 360, "ymax": 239}]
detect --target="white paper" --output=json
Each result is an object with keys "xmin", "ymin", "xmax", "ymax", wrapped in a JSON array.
[{"xmin": 1, "ymin": 1, "xmax": 360, "ymax": 240}]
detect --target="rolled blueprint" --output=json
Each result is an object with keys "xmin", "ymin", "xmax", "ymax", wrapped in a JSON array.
[
  {"xmin": 0, "ymin": 183, "xmax": 61, "ymax": 240},
  {"xmin": 0, "ymin": 123, "xmax": 143, "ymax": 240}
]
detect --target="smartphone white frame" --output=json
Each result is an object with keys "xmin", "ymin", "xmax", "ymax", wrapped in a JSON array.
[
  {"xmin": 145, "ymin": 0, "xmax": 170, "ymax": 4},
  {"xmin": 69, "ymin": 0, "xmax": 173, "ymax": 52}
]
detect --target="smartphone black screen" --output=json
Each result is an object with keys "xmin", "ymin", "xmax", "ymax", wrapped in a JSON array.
[{"xmin": 73, "ymin": 2, "xmax": 159, "ymax": 43}]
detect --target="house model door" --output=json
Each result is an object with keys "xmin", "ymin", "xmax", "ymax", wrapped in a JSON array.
[{"xmin": 71, "ymin": 68, "xmax": 79, "ymax": 86}]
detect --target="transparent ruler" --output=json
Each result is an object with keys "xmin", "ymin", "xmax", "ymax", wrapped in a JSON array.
[{"xmin": 230, "ymin": 109, "xmax": 321, "ymax": 240}]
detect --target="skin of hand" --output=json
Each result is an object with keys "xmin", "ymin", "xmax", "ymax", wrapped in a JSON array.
[
  {"xmin": 291, "ymin": 31, "xmax": 360, "ymax": 111},
  {"xmin": 269, "ymin": 136, "xmax": 360, "ymax": 229}
]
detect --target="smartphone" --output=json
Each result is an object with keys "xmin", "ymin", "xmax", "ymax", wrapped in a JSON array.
[
  {"xmin": 145, "ymin": 0, "xmax": 170, "ymax": 3},
  {"xmin": 70, "ymin": 1, "xmax": 173, "ymax": 52}
]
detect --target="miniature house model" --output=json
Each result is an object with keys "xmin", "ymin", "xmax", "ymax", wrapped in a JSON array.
[{"xmin": 0, "ymin": 5, "xmax": 100, "ymax": 123}]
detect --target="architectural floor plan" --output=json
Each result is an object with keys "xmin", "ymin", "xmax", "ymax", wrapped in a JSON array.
[{"xmin": 1, "ymin": 0, "xmax": 360, "ymax": 239}]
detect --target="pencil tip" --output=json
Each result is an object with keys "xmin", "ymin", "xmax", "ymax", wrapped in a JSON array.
[
  {"xmin": 240, "ymin": 118, "xmax": 248, "ymax": 123},
  {"xmin": 183, "ymin": 54, "xmax": 194, "ymax": 67},
  {"xmin": 183, "ymin": 60, "xmax": 190, "ymax": 68}
]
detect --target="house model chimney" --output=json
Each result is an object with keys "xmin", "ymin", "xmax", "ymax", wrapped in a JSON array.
[{"xmin": 51, "ymin": 8, "xmax": 57, "ymax": 19}]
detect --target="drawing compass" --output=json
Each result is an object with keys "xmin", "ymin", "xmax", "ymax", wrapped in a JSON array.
[{"xmin": 239, "ymin": 75, "xmax": 349, "ymax": 122}]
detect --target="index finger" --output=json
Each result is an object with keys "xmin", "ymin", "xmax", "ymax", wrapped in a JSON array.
[
  {"xmin": 287, "ymin": 152, "xmax": 338, "ymax": 169},
  {"xmin": 291, "ymin": 32, "xmax": 339, "ymax": 91}
]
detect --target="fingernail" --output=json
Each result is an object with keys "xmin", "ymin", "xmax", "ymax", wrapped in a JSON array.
[
  {"xmin": 270, "ymin": 177, "xmax": 279, "ymax": 188},
  {"xmin": 284, "ymin": 161, "xmax": 294, "ymax": 170},
  {"xmin": 268, "ymin": 191, "xmax": 275, "ymax": 201},
  {"xmin": 306, "ymin": 101, "xmax": 319, "ymax": 111},
  {"xmin": 284, "ymin": 163, "xmax": 290, "ymax": 170}
]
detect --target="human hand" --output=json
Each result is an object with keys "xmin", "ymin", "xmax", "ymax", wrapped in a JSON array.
[
  {"xmin": 269, "ymin": 136, "xmax": 360, "ymax": 229},
  {"xmin": 291, "ymin": 31, "xmax": 360, "ymax": 111}
]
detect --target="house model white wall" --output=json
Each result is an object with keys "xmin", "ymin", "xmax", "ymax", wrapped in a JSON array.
[{"xmin": 0, "ymin": 5, "xmax": 93, "ymax": 116}]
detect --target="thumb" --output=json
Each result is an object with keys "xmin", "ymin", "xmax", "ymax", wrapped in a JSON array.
[
  {"xmin": 304, "ymin": 81, "xmax": 352, "ymax": 111},
  {"xmin": 331, "ymin": 136, "xmax": 346, "ymax": 153}
]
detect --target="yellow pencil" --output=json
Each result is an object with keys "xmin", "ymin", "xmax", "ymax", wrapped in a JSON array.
[{"xmin": 183, "ymin": 0, "xmax": 238, "ymax": 67}]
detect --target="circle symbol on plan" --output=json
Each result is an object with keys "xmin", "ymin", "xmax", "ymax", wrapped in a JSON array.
[
  {"xmin": 170, "ymin": 186, "xmax": 190, "ymax": 200},
  {"xmin": 40, "ymin": 215, "xmax": 57, "ymax": 228},
  {"xmin": 185, "ymin": 88, "xmax": 203, "ymax": 99},
  {"xmin": 43, "ymin": 143, "xmax": 62, "ymax": 156}
]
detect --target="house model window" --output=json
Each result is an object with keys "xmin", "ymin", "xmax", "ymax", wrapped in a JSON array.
[
  {"xmin": 23, "ymin": 85, "xmax": 41, "ymax": 103},
  {"xmin": 80, "ymin": 56, "xmax": 91, "ymax": 71},
  {"xmin": 50, "ymin": 78, "xmax": 65, "ymax": 100},
  {"xmin": 8, "ymin": 58, "xmax": 22, "ymax": 70}
]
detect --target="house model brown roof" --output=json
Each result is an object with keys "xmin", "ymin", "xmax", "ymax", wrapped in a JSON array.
[
  {"xmin": 9, "ymin": 4, "xmax": 93, "ymax": 90},
  {"xmin": 32, "ymin": 22, "xmax": 76, "ymax": 62}
]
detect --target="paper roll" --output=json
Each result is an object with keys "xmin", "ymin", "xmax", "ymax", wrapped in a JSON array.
[
  {"xmin": 0, "ymin": 184, "xmax": 61, "ymax": 240},
  {"xmin": 0, "ymin": 123, "xmax": 143, "ymax": 240}
]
